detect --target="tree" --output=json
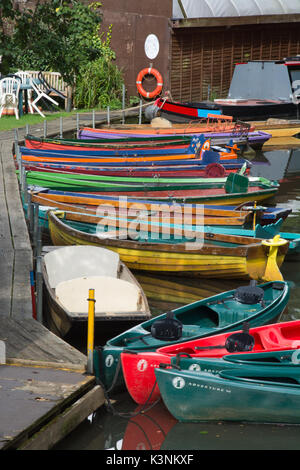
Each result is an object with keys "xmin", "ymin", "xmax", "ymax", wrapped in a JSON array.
[{"xmin": 10, "ymin": 0, "xmax": 103, "ymax": 86}]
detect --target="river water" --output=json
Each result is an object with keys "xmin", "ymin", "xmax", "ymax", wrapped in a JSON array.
[{"xmin": 53, "ymin": 142, "xmax": 300, "ymax": 451}]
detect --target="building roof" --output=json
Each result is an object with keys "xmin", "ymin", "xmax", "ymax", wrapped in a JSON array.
[{"xmin": 172, "ymin": 0, "xmax": 300, "ymax": 19}]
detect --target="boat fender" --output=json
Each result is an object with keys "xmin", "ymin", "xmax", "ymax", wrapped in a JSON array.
[
  {"xmin": 204, "ymin": 163, "xmax": 226, "ymax": 177},
  {"xmin": 225, "ymin": 322, "xmax": 255, "ymax": 353},
  {"xmin": 144, "ymin": 104, "xmax": 160, "ymax": 122},
  {"xmin": 151, "ymin": 311, "xmax": 183, "ymax": 341},
  {"xmin": 234, "ymin": 280, "xmax": 264, "ymax": 304}
]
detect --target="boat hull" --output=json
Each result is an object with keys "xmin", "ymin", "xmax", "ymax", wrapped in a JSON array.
[
  {"xmin": 47, "ymin": 211, "xmax": 288, "ymax": 280},
  {"xmin": 155, "ymin": 366, "xmax": 300, "ymax": 424}
]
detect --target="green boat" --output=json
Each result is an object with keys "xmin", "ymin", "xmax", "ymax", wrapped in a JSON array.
[
  {"xmin": 93, "ymin": 281, "xmax": 289, "ymax": 390},
  {"xmin": 155, "ymin": 362, "xmax": 300, "ymax": 424},
  {"xmin": 21, "ymin": 169, "xmax": 275, "ymax": 192},
  {"xmin": 169, "ymin": 349, "xmax": 300, "ymax": 374}
]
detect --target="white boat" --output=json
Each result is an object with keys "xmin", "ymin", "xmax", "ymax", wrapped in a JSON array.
[{"xmin": 42, "ymin": 245, "xmax": 151, "ymax": 338}]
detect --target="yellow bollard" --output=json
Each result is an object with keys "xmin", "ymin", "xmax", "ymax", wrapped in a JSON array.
[
  {"xmin": 87, "ymin": 288, "xmax": 96, "ymax": 374},
  {"xmin": 261, "ymin": 235, "xmax": 288, "ymax": 282},
  {"xmin": 252, "ymin": 201, "xmax": 257, "ymax": 231}
]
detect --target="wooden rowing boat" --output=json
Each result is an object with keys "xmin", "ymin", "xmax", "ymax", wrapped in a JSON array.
[
  {"xmin": 23, "ymin": 134, "xmax": 240, "ymax": 159},
  {"xmin": 42, "ymin": 245, "xmax": 151, "ymax": 338},
  {"xmin": 47, "ymin": 210, "xmax": 289, "ymax": 282},
  {"xmin": 22, "ymin": 171, "xmax": 279, "ymax": 205},
  {"xmin": 29, "ymin": 190, "xmax": 290, "ymax": 225},
  {"xmin": 93, "ymin": 283, "xmax": 289, "ymax": 391}
]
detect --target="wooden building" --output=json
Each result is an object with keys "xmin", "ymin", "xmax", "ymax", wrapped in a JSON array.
[
  {"xmin": 100, "ymin": 0, "xmax": 300, "ymax": 101},
  {"xmin": 12, "ymin": 1, "xmax": 300, "ymax": 102}
]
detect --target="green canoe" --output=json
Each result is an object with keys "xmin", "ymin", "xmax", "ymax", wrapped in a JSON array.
[
  {"xmin": 169, "ymin": 349, "xmax": 300, "ymax": 374},
  {"xmin": 155, "ymin": 362, "xmax": 300, "ymax": 424}
]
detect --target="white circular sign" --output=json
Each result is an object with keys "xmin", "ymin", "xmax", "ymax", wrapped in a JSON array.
[
  {"xmin": 144, "ymin": 34, "xmax": 160, "ymax": 60},
  {"xmin": 105, "ymin": 355, "xmax": 114, "ymax": 368},
  {"xmin": 137, "ymin": 359, "xmax": 148, "ymax": 372},
  {"xmin": 172, "ymin": 376, "xmax": 186, "ymax": 389}
]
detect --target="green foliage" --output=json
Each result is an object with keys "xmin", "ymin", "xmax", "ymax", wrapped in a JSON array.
[
  {"xmin": 4, "ymin": 1, "xmax": 104, "ymax": 85},
  {"xmin": 74, "ymin": 56, "xmax": 124, "ymax": 109},
  {"xmin": 0, "ymin": 1, "xmax": 124, "ymax": 111}
]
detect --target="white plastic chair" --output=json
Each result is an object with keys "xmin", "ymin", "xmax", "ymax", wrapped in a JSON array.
[
  {"xmin": 0, "ymin": 77, "xmax": 21, "ymax": 119},
  {"xmin": 30, "ymin": 78, "xmax": 59, "ymax": 118},
  {"xmin": 15, "ymin": 71, "xmax": 34, "ymax": 114}
]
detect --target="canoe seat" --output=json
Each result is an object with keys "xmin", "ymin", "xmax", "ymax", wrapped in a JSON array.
[
  {"xmin": 181, "ymin": 325, "xmax": 202, "ymax": 337},
  {"xmin": 55, "ymin": 276, "xmax": 143, "ymax": 316},
  {"xmin": 44, "ymin": 246, "xmax": 120, "ymax": 288},
  {"xmin": 260, "ymin": 328, "xmax": 285, "ymax": 349}
]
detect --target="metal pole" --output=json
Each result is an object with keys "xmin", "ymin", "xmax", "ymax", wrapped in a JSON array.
[
  {"xmin": 87, "ymin": 288, "xmax": 96, "ymax": 374},
  {"xmin": 122, "ymin": 84, "xmax": 125, "ymax": 124},
  {"xmin": 59, "ymin": 116, "xmax": 63, "ymax": 138},
  {"xmin": 92, "ymin": 109, "xmax": 95, "ymax": 128},
  {"xmin": 76, "ymin": 113, "xmax": 79, "ymax": 133},
  {"xmin": 43, "ymin": 120, "xmax": 47, "ymax": 138},
  {"xmin": 139, "ymin": 99, "xmax": 143, "ymax": 125},
  {"xmin": 107, "ymin": 106, "xmax": 110, "ymax": 125}
]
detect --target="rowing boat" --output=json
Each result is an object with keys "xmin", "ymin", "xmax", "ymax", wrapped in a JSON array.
[
  {"xmin": 42, "ymin": 245, "xmax": 151, "ymax": 338},
  {"xmin": 22, "ymin": 160, "xmax": 249, "ymax": 178},
  {"xmin": 77, "ymin": 120, "xmax": 271, "ymax": 148},
  {"xmin": 29, "ymin": 190, "xmax": 291, "ymax": 225},
  {"xmin": 23, "ymin": 134, "xmax": 240, "ymax": 159},
  {"xmin": 23, "ymin": 171, "xmax": 279, "ymax": 205},
  {"xmin": 48, "ymin": 209, "xmax": 289, "ymax": 281},
  {"xmin": 155, "ymin": 358, "xmax": 300, "ymax": 424},
  {"xmin": 93, "ymin": 282, "xmax": 289, "ymax": 390}
]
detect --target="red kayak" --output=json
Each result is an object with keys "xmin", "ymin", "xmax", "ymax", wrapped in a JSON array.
[{"xmin": 121, "ymin": 319, "xmax": 300, "ymax": 405}]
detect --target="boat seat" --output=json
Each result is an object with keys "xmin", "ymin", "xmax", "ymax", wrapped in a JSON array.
[
  {"xmin": 44, "ymin": 246, "xmax": 120, "ymax": 288},
  {"xmin": 260, "ymin": 328, "xmax": 285, "ymax": 349},
  {"xmin": 55, "ymin": 276, "xmax": 143, "ymax": 315},
  {"xmin": 181, "ymin": 325, "xmax": 202, "ymax": 337}
]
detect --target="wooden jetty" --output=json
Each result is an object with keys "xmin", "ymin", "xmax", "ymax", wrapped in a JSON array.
[{"xmin": 0, "ymin": 131, "xmax": 105, "ymax": 450}]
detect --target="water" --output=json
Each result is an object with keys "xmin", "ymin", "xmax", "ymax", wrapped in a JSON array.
[{"xmin": 53, "ymin": 143, "xmax": 300, "ymax": 451}]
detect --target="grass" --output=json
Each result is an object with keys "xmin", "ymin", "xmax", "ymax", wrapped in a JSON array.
[{"xmin": 0, "ymin": 108, "xmax": 98, "ymax": 132}]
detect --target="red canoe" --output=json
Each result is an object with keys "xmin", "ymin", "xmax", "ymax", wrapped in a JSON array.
[{"xmin": 121, "ymin": 319, "xmax": 300, "ymax": 405}]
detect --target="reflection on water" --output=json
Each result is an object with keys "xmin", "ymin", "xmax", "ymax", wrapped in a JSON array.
[{"xmin": 54, "ymin": 144, "xmax": 300, "ymax": 450}]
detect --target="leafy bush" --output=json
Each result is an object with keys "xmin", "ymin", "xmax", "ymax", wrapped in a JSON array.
[{"xmin": 74, "ymin": 56, "xmax": 124, "ymax": 109}]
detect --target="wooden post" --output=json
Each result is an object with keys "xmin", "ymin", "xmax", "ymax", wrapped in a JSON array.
[
  {"xmin": 35, "ymin": 225, "xmax": 43, "ymax": 323},
  {"xmin": 87, "ymin": 289, "xmax": 95, "ymax": 374}
]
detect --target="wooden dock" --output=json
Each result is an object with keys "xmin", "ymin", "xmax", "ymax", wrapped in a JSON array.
[{"xmin": 0, "ymin": 123, "xmax": 106, "ymax": 450}]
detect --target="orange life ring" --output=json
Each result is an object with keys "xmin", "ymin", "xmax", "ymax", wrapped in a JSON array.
[{"xmin": 136, "ymin": 67, "xmax": 163, "ymax": 99}]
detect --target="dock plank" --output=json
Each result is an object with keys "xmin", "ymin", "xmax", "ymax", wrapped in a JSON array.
[{"xmin": 0, "ymin": 364, "xmax": 100, "ymax": 450}]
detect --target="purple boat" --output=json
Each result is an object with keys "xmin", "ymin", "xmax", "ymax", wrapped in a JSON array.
[{"xmin": 77, "ymin": 128, "xmax": 271, "ymax": 149}]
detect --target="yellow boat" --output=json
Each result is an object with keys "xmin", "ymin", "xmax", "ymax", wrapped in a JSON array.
[{"xmin": 48, "ymin": 210, "xmax": 289, "ymax": 282}]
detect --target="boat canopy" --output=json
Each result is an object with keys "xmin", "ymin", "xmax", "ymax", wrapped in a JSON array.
[{"xmin": 172, "ymin": 0, "xmax": 300, "ymax": 18}]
